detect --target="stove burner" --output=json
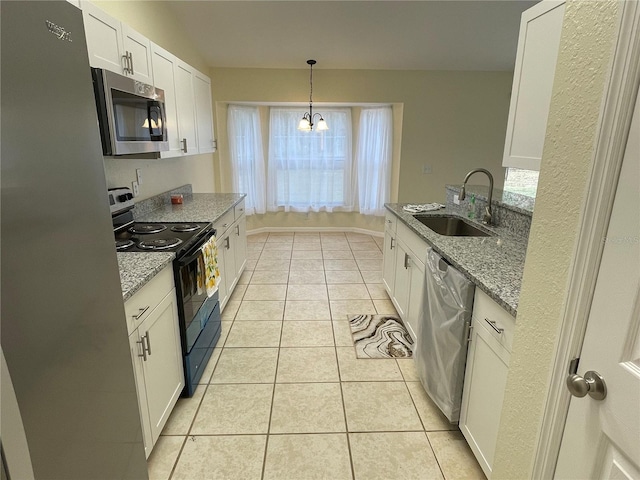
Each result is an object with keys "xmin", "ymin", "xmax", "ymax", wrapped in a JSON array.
[
  {"xmin": 116, "ymin": 240, "xmax": 135, "ymax": 251},
  {"xmin": 130, "ymin": 224, "xmax": 167, "ymax": 234},
  {"xmin": 138, "ymin": 238, "xmax": 183, "ymax": 250},
  {"xmin": 171, "ymin": 224, "xmax": 201, "ymax": 233}
]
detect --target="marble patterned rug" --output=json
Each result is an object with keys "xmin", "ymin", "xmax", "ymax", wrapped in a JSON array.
[{"xmin": 348, "ymin": 314, "xmax": 414, "ymax": 359}]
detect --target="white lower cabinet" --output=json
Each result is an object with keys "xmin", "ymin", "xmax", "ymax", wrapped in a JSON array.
[
  {"xmin": 214, "ymin": 200, "xmax": 247, "ymax": 311},
  {"xmin": 382, "ymin": 211, "xmax": 427, "ymax": 340},
  {"xmin": 459, "ymin": 289, "xmax": 516, "ymax": 478},
  {"xmin": 126, "ymin": 266, "xmax": 183, "ymax": 458}
]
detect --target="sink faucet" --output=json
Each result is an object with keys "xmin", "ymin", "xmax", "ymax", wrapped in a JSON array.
[{"xmin": 459, "ymin": 168, "xmax": 494, "ymax": 225}]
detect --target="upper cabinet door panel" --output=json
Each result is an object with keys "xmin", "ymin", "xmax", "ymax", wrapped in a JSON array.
[
  {"xmin": 193, "ymin": 71, "xmax": 216, "ymax": 154},
  {"xmin": 82, "ymin": 2, "xmax": 125, "ymax": 73},
  {"xmin": 502, "ymin": 1, "xmax": 565, "ymax": 171},
  {"xmin": 151, "ymin": 45, "xmax": 182, "ymax": 158},
  {"xmin": 122, "ymin": 24, "xmax": 153, "ymax": 84},
  {"xmin": 174, "ymin": 61, "xmax": 197, "ymax": 155}
]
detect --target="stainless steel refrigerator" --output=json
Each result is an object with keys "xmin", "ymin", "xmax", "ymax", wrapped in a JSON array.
[{"xmin": 1, "ymin": 2, "xmax": 148, "ymax": 478}]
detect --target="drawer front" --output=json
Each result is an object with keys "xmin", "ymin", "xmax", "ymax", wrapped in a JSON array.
[
  {"xmin": 124, "ymin": 266, "xmax": 174, "ymax": 335},
  {"xmin": 397, "ymin": 221, "xmax": 429, "ymax": 262},
  {"xmin": 213, "ymin": 209, "xmax": 235, "ymax": 236},
  {"xmin": 472, "ymin": 289, "xmax": 516, "ymax": 353},
  {"xmin": 234, "ymin": 199, "xmax": 246, "ymax": 220},
  {"xmin": 385, "ymin": 211, "xmax": 397, "ymax": 233}
]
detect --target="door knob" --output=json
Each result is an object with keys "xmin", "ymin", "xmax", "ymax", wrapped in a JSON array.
[{"xmin": 566, "ymin": 370, "xmax": 607, "ymax": 400}]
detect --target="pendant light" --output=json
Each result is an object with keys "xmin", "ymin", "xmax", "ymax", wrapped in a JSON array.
[{"xmin": 298, "ymin": 59, "xmax": 329, "ymax": 132}]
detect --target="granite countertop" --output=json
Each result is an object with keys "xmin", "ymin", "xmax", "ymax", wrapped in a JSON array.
[
  {"xmin": 137, "ymin": 193, "xmax": 246, "ymax": 223},
  {"xmin": 117, "ymin": 252, "xmax": 174, "ymax": 301},
  {"xmin": 118, "ymin": 193, "xmax": 246, "ymax": 300},
  {"xmin": 385, "ymin": 204, "xmax": 528, "ymax": 316}
]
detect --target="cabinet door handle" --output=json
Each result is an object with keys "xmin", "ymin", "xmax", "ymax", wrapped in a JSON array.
[
  {"xmin": 404, "ymin": 253, "xmax": 410, "ymax": 269},
  {"xmin": 181, "ymin": 138, "xmax": 188, "ymax": 153},
  {"xmin": 144, "ymin": 331, "xmax": 151, "ymax": 356},
  {"xmin": 137, "ymin": 336, "xmax": 147, "ymax": 361},
  {"xmin": 484, "ymin": 318, "xmax": 504, "ymax": 334},
  {"xmin": 390, "ymin": 238, "xmax": 395, "ymax": 250},
  {"xmin": 236, "ymin": 225, "xmax": 240, "ymax": 236},
  {"xmin": 132, "ymin": 305, "xmax": 150, "ymax": 320},
  {"xmin": 122, "ymin": 52, "xmax": 130, "ymax": 74},
  {"xmin": 129, "ymin": 52, "xmax": 134, "ymax": 74},
  {"xmin": 225, "ymin": 237, "xmax": 231, "ymax": 249}
]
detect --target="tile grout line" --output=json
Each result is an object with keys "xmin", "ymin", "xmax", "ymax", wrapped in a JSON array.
[{"xmin": 260, "ymin": 233, "xmax": 286, "ymax": 480}]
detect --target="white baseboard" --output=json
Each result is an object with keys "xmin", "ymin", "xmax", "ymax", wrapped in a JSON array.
[{"xmin": 246, "ymin": 226, "xmax": 384, "ymax": 238}]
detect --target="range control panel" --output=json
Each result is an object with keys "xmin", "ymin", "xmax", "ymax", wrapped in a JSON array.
[{"xmin": 108, "ymin": 187, "xmax": 135, "ymax": 215}]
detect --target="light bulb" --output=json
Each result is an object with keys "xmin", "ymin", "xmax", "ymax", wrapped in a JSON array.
[{"xmin": 297, "ymin": 118, "xmax": 311, "ymax": 131}]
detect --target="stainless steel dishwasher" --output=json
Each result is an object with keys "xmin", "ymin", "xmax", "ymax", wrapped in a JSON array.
[{"xmin": 415, "ymin": 247, "xmax": 475, "ymax": 423}]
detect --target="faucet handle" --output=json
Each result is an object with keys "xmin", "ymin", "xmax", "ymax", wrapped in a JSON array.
[{"xmin": 483, "ymin": 206, "xmax": 492, "ymax": 225}]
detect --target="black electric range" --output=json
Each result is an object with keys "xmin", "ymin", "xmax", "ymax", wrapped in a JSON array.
[{"xmin": 109, "ymin": 187, "xmax": 221, "ymax": 397}]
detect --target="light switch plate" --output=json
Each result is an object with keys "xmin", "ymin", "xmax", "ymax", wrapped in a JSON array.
[
  {"xmin": 132, "ymin": 181, "xmax": 139, "ymax": 197},
  {"xmin": 136, "ymin": 168, "xmax": 143, "ymax": 185}
]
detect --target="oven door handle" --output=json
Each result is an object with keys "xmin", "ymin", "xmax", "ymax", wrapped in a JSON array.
[{"xmin": 177, "ymin": 230, "xmax": 216, "ymax": 267}]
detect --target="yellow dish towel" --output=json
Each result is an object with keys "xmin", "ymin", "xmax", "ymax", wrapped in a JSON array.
[{"xmin": 197, "ymin": 235, "xmax": 220, "ymax": 297}]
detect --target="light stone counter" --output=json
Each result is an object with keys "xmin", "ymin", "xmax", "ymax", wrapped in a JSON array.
[
  {"xmin": 136, "ymin": 193, "xmax": 246, "ymax": 223},
  {"xmin": 117, "ymin": 193, "xmax": 246, "ymax": 299},
  {"xmin": 117, "ymin": 252, "xmax": 174, "ymax": 301},
  {"xmin": 385, "ymin": 204, "xmax": 528, "ymax": 316}
]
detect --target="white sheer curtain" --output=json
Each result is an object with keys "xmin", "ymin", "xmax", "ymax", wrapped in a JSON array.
[
  {"xmin": 267, "ymin": 108, "xmax": 353, "ymax": 213},
  {"xmin": 356, "ymin": 107, "xmax": 393, "ymax": 216},
  {"xmin": 227, "ymin": 105, "xmax": 266, "ymax": 215}
]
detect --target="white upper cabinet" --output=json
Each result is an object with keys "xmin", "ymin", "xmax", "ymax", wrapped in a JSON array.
[
  {"xmin": 194, "ymin": 70, "xmax": 216, "ymax": 154},
  {"xmin": 502, "ymin": 1, "xmax": 566, "ymax": 171},
  {"xmin": 82, "ymin": 2, "xmax": 124, "ymax": 73},
  {"xmin": 151, "ymin": 45, "xmax": 183, "ymax": 158},
  {"xmin": 82, "ymin": 2, "xmax": 152, "ymax": 83},
  {"xmin": 82, "ymin": 1, "xmax": 217, "ymax": 158},
  {"xmin": 121, "ymin": 23, "xmax": 153, "ymax": 84},
  {"xmin": 175, "ymin": 60, "xmax": 198, "ymax": 155}
]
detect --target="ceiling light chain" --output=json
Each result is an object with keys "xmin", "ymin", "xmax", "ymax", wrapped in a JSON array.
[{"xmin": 298, "ymin": 59, "xmax": 329, "ymax": 132}]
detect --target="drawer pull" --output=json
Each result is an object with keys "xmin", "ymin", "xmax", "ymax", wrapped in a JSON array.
[
  {"xmin": 485, "ymin": 318, "xmax": 504, "ymax": 334},
  {"xmin": 132, "ymin": 305, "xmax": 150, "ymax": 320}
]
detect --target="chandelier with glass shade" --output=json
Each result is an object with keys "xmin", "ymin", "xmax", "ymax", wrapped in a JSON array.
[{"xmin": 297, "ymin": 59, "xmax": 329, "ymax": 132}]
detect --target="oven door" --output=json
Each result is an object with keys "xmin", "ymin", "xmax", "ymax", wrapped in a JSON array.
[{"xmin": 175, "ymin": 249, "xmax": 219, "ymax": 353}]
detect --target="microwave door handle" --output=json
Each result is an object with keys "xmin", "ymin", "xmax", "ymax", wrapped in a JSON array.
[{"xmin": 147, "ymin": 101, "xmax": 161, "ymax": 140}]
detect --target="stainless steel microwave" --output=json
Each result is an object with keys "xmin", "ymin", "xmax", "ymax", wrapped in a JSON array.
[{"xmin": 91, "ymin": 68, "xmax": 169, "ymax": 156}]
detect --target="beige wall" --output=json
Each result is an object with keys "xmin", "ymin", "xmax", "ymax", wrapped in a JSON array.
[
  {"xmin": 492, "ymin": 1, "xmax": 619, "ymax": 477},
  {"xmin": 210, "ymin": 67, "xmax": 512, "ymax": 231},
  {"xmin": 92, "ymin": 1, "xmax": 216, "ymax": 200}
]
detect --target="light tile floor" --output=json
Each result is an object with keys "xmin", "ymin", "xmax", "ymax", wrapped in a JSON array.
[{"xmin": 148, "ymin": 231, "xmax": 486, "ymax": 480}]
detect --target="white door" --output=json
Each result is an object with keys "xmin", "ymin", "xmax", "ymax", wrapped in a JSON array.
[
  {"xmin": 554, "ymin": 88, "xmax": 640, "ymax": 478},
  {"xmin": 151, "ymin": 45, "xmax": 182, "ymax": 158},
  {"xmin": 82, "ymin": 2, "xmax": 125, "ymax": 73}
]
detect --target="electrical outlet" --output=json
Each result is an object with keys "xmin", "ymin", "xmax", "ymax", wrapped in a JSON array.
[
  {"xmin": 453, "ymin": 194, "xmax": 460, "ymax": 205},
  {"xmin": 422, "ymin": 164, "xmax": 432, "ymax": 174},
  {"xmin": 136, "ymin": 168, "xmax": 143, "ymax": 185},
  {"xmin": 132, "ymin": 181, "xmax": 139, "ymax": 197}
]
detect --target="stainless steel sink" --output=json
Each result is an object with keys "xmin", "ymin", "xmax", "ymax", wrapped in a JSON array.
[{"xmin": 413, "ymin": 215, "xmax": 492, "ymax": 237}]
